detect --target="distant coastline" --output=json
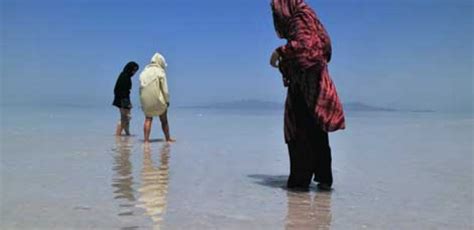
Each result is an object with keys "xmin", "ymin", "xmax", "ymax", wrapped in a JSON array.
[
  {"xmin": 1, "ymin": 100, "xmax": 435, "ymax": 113},
  {"xmin": 180, "ymin": 99, "xmax": 435, "ymax": 113},
  {"xmin": 181, "ymin": 100, "xmax": 283, "ymax": 110}
]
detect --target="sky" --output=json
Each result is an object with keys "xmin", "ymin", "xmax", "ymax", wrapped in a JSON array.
[{"xmin": 1, "ymin": 0, "xmax": 473, "ymax": 112}]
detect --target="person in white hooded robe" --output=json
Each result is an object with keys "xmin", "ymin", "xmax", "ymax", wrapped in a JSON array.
[{"xmin": 139, "ymin": 53, "xmax": 175, "ymax": 143}]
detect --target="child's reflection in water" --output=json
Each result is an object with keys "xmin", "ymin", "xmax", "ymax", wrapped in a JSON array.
[{"xmin": 112, "ymin": 136, "xmax": 136, "ymax": 216}]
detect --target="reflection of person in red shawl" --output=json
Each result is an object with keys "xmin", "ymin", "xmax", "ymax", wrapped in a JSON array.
[{"xmin": 270, "ymin": 0, "xmax": 345, "ymax": 190}]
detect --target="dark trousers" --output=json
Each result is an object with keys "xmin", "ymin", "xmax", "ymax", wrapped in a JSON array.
[{"xmin": 287, "ymin": 128, "xmax": 332, "ymax": 188}]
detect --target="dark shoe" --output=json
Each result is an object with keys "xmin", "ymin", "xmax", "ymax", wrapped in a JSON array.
[
  {"xmin": 317, "ymin": 183, "xmax": 332, "ymax": 191},
  {"xmin": 287, "ymin": 180, "xmax": 309, "ymax": 191}
]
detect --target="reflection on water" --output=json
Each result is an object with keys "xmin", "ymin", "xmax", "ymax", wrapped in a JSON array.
[
  {"xmin": 285, "ymin": 191, "xmax": 332, "ymax": 230},
  {"xmin": 247, "ymin": 174, "xmax": 332, "ymax": 230},
  {"xmin": 112, "ymin": 138, "xmax": 172, "ymax": 229},
  {"xmin": 136, "ymin": 143, "xmax": 171, "ymax": 229},
  {"xmin": 112, "ymin": 136, "xmax": 136, "ymax": 216}
]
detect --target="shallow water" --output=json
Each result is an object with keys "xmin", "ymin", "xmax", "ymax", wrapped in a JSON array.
[{"xmin": 1, "ymin": 105, "xmax": 472, "ymax": 229}]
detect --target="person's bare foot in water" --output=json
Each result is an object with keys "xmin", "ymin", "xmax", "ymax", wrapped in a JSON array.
[{"xmin": 166, "ymin": 138, "xmax": 176, "ymax": 143}]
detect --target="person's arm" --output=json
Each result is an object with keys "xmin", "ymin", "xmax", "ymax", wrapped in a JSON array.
[
  {"xmin": 276, "ymin": 14, "xmax": 310, "ymax": 59},
  {"xmin": 113, "ymin": 78, "xmax": 120, "ymax": 94},
  {"xmin": 159, "ymin": 76, "xmax": 170, "ymax": 106},
  {"xmin": 115, "ymin": 75, "xmax": 129, "ymax": 98},
  {"xmin": 276, "ymin": 13, "xmax": 327, "ymax": 62},
  {"xmin": 127, "ymin": 78, "xmax": 132, "ymax": 95},
  {"xmin": 271, "ymin": 14, "xmax": 309, "ymax": 67}
]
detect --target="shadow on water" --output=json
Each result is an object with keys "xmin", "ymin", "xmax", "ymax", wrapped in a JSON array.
[
  {"xmin": 248, "ymin": 174, "xmax": 332, "ymax": 229},
  {"xmin": 248, "ymin": 174, "xmax": 288, "ymax": 189},
  {"xmin": 120, "ymin": 227, "xmax": 140, "ymax": 230},
  {"xmin": 136, "ymin": 143, "xmax": 171, "ymax": 230},
  {"xmin": 139, "ymin": 138, "xmax": 165, "ymax": 143},
  {"xmin": 248, "ymin": 174, "xmax": 312, "ymax": 192}
]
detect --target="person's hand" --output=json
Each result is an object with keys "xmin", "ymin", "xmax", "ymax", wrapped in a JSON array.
[
  {"xmin": 282, "ymin": 77, "xmax": 290, "ymax": 87},
  {"xmin": 270, "ymin": 50, "xmax": 280, "ymax": 68}
]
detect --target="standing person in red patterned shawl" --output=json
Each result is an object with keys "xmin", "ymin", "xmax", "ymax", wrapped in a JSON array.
[{"xmin": 270, "ymin": 0, "xmax": 345, "ymax": 190}]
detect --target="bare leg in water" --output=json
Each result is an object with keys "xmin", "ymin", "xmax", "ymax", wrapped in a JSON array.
[
  {"xmin": 116, "ymin": 108, "xmax": 131, "ymax": 136},
  {"xmin": 159, "ymin": 111, "xmax": 175, "ymax": 143},
  {"xmin": 143, "ymin": 117, "xmax": 153, "ymax": 142},
  {"xmin": 115, "ymin": 121, "xmax": 122, "ymax": 136},
  {"xmin": 143, "ymin": 111, "xmax": 175, "ymax": 143}
]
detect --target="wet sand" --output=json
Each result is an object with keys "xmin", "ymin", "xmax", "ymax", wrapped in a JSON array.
[{"xmin": 1, "ymin": 106, "xmax": 473, "ymax": 229}]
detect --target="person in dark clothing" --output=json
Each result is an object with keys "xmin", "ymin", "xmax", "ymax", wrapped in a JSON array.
[
  {"xmin": 113, "ymin": 61, "xmax": 139, "ymax": 136},
  {"xmin": 270, "ymin": 0, "xmax": 345, "ymax": 190}
]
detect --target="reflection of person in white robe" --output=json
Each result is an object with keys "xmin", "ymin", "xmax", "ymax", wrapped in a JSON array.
[
  {"xmin": 139, "ymin": 53, "xmax": 175, "ymax": 143},
  {"xmin": 137, "ymin": 144, "xmax": 171, "ymax": 229}
]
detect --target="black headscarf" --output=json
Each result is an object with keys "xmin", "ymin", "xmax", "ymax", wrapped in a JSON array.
[
  {"xmin": 114, "ymin": 61, "xmax": 139, "ymax": 98},
  {"xmin": 122, "ymin": 61, "xmax": 139, "ymax": 77}
]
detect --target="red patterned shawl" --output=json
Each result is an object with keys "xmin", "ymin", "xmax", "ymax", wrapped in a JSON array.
[{"xmin": 272, "ymin": 0, "xmax": 345, "ymax": 132}]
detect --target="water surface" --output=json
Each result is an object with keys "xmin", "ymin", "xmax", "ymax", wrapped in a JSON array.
[{"xmin": 1, "ymin": 105, "xmax": 472, "ymax": 229}]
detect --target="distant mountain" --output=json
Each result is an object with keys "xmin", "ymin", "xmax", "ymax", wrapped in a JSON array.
[
  {"xmin": 344, "ymin": 102, "xmax": 434, "ymax": 113},
  {"xmin": 182, "ymin": 99, "xmax": 283, "ymax": 110},
  {"xmin": 181, "ymin": 100, "xmax": 433, "ymax": 113},
  {"xmin": 407, "ymin": 109, "xmax": 435, "ymax": 113},
  {"xmin": 343, "ymin": 102, "xmax": 395, "ymax": 112}
]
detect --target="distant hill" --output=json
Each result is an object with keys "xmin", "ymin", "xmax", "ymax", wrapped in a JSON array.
[
  {"xmin": 343, "ymin": 102, "xmax": 434, "ymax": 113},
  {"xmin": 343, "ymin": 102, "xmax": 395, "ymax": 112},
  {"xmin": 182, "ymin": 99, "xmax": 283, "ymax": 110},
  {"xmin": 181, "ymin": 100, "xmax": 433, "ymax": 112}
]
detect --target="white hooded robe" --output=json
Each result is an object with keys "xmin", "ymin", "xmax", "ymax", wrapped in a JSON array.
[{"xmin": 139, "ymin": 53, "xmax": 169, "ymax": 117}]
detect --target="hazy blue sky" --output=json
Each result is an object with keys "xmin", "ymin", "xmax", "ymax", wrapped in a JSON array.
[{"xmin": 1, "ymin": 0, "xmax": 472, "ymax": 112}]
